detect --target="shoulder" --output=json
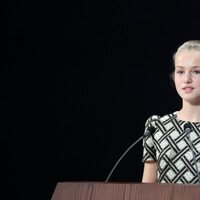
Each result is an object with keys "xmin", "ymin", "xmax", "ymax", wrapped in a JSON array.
[
  {"xmin": 145, "ymin": 112, "xmax": 177, "ymax": 127},
  {"xmin": 159, "ymin": 112, "xmax": 177, "ymax": 123}
]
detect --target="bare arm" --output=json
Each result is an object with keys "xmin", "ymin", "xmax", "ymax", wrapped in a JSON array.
[{"xmin": 142, "ymin": 162, "xmax": 157, "ymax": 183}]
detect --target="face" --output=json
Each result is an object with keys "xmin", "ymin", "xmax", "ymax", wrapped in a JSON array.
[{"xmin": 174, "ymin": 49, "xmax": 200, "ymax": 105}]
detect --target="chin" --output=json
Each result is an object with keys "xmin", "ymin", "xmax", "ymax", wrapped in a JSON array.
[{"xmin": 184, "ymin": 98, "xmax": 200, "ymax": 105}]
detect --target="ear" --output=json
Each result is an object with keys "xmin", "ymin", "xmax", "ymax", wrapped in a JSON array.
[
  {"xmin": 169, "ymin": 71, "xmax": 175, "ymax": 88},
  {"xmin": 170, "ymin": 72, "xmax": 175, "ymax": 81}
]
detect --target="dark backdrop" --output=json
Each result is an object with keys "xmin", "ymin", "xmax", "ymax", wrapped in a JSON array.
[{"xmin": 3, "ymin": 0, "xmax": 200, "ymax": 199}]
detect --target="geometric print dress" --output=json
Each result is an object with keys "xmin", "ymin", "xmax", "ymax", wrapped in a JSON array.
[{"xmin": 143, "ymin": 112, "xmax": 200, "ymax": 183}]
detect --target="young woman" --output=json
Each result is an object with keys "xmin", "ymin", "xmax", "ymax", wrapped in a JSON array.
[{"xmin": 142, "ymin": 40, "xmax": 200, "ymax": 183}]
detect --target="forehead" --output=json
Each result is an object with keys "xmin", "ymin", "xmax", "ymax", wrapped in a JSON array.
[{"xmin": 175, "ymin": 49, "xmax": 200, "ymax": 67}]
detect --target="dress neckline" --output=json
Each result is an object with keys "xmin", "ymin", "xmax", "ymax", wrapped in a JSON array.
[{"xmin": 173, "ymin": 111, "xmax": 200, "ymax": 124}]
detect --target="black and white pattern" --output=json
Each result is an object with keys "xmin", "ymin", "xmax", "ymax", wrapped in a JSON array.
[{"xmin": 143, "ymin": 112, "xmax": 200, "ymax": 183}]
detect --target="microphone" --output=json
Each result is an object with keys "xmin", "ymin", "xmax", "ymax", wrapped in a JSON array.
[
  {"xmin": 184, "ymin": 122, "xmax": 200, "ymax": 183},
  {"xmin": 105, "ymin": 125, "xmax": 156, "ymax": 182},
  {"xmin": 144, "ymin": 125, "xmax": 156, "ymax": 137},
  {"xmin": 184, "ymin": 122, "xmax": 192, "ymax": 134}
]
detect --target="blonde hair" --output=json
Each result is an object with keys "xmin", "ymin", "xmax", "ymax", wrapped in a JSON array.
[{"xmin": 173, "ymin": 40, "xmax": 200, "ymax": 61}]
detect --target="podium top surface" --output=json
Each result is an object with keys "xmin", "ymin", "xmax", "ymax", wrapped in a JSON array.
[{"xmin": 52, "ymin": 182, "xmax": 200, "ymax": 200}]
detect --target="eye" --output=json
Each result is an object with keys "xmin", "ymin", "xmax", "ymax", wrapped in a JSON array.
[
  {"xmin": 176, "ymin": 70, "xmax": 184, "ymax": 74},
  {"xmin": 192, "ymin": 70, "xmax": 200, "ymax": 74}
]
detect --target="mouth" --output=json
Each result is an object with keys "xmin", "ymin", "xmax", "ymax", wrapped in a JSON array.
[{"xmin": 182, "ymin": 86, "xmax": 194, "ymax": 92}]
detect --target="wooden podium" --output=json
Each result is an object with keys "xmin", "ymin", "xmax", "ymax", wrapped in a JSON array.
[{"xmin": 51, "ymin": 182, "xmax": 200, "ymax": 200}]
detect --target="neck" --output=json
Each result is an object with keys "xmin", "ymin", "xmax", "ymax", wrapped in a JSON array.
[{"xmin": 177, "ymin": 101, "xmax": 200, "ymax": 122}]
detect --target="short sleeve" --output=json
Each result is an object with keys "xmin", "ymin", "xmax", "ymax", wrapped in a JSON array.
[{"xmin": 142, "ymin": 115, "xmax": 160, "ymax": 162}]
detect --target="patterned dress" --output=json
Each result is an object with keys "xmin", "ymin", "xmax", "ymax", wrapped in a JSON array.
[{"xmin": 143, "ymin": 112, "xmax": 200, "ymax": 183}]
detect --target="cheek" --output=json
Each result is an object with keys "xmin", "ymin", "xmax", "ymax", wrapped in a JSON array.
[
  {"xmin": 195, "ymin": 78, "xmax": 200, "ymax": 84},
  {"xmin": 174, "ymin": 77, "xmax": 180, "ymax": 87},
  {"xmin": 173, "ymin": 78, "xmax": 182, "ymax": 92},
  {"xmin": 192, "ymin": 77, "xmax": 200, "ymax": 85}
]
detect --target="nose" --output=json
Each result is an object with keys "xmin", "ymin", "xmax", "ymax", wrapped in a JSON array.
[{"xmin": 183, "ymin": 72, "xmax": 192, "ymax": 84}]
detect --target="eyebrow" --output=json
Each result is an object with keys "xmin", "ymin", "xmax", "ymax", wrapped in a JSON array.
[{"xmin": 175, "ymin": 66, "xmax": 200, "ymax": 69}]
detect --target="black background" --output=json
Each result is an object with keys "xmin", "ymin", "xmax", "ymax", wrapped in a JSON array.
[{"xmin": 3, "ymin": 0, "xmax": 200, "ymax": 199}]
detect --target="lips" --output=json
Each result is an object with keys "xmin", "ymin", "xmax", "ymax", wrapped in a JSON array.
[{"xmin": 182, "ymin": 86, "xmax": 194, "ymax": 92}]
